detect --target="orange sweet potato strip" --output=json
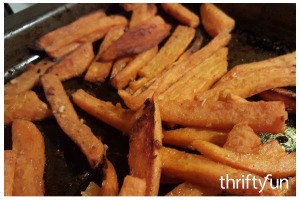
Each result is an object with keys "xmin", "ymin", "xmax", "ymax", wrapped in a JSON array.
[
  {"xmin": 161, "ymin": 147, "xmax": 278, "ymax": 196},
  {"xmin": 161, "ymin": 3, "xmax": 200, "ymax": 27},
  {"xmin": 39, "ymin": 14, "xmax": 127, "ymax": 54},
  {"xmin": 196, "ymin": 52, "xmax": 296, "ymax": 101},
  {"xmin": 137, "ymin": 25, "xmax": 195, "ymax": 81},
  {"xmin": 129, "ymin": 3, "xmax": 157, "ymax": 28},
  {"xmin": 158, "ymin": 47, "xmax": 228, "ymax": 102},
  {"xmin": 47, "ymin": 42, "xmax": 82, "ymax": 59},
  {"xmin": 12, "ymin": 119, "xmax": 45, "ymax": 196},
  {"xmin": 159, "ymin": 100, "xmax": 287, "ymax": 133},
  {"xmin": 101, "ymin": 158, "xmax": 119, "ymax": 196},
  {"xmin": 4, "ymin": 58, "xmax": 54, "ymax": 95},
  {"xmin": 111, "ymin": 47, "xmax": 158, "ymax": 89},
  {"xmin": 192, "ymin": 140, "xmax": 296, "ymax": 178},
  {"xmin": 128, "ymin": 100, "xmax": 162, "ymax": 195},
  {"xmin": 81, "ymin": 182, "xmax": 102, "ymax": 196},
  {"xmin": 119, "ymin": 175, "xmax": 146, "ymax": 196},
  {"xmin": 100, "ymin": 16, "xmax": 171, "ymax": 61},
  {"xmin": 41, "ymin": 74, "xmax": 105, "ymax": 168},
  {"xmin": 85, "ymin": 25, "xmax": 127, "ymax": 83},
  {"xmin": 4, "ymin": 150, "xmax": 16, "ymax": 196},
  {"xmin": 48, "ymin": 43, "xmax": 94, "ymax": 81},
  {"xmin": 163, "ymin": 128, "xmax": 227, "ymax": 150},
  {"xmin": 223, "ymin": 123, "xmax": 261, "ymax": 154},
  {"xmin": 37, "ymin": 10, "xmax": 106, "ymax": 49},
  {"xmin": 166, "ymin": 182, "xmax": 221, "ymax": 196},
  {"xmin": 72, "ymin": 89, "xmax": 135, "ymax": 133},
  {"xmin": 4, "ymin": 91, "xmax": 52, "ymax": 125},
  {"xmin": 200, "ymin": 3, "xmax": 235, "ymax": 37}
]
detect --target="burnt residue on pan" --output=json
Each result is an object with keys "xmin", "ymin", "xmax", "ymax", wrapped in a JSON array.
[{"xmin": 4, "ymin": 3, "xmax": 296, "ymax": 196}]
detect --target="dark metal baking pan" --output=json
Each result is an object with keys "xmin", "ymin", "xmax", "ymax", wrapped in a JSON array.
[{"xmin": 4, "ymin": 3, "xmax": 296, "ymax": 196}]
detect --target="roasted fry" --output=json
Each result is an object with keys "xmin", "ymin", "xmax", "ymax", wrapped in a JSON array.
[
  {"xmin": 119, "ymin": 32, "xmax": 231, "ymax": 110},
  {"xmin": 277, "ymin": 177, "xmax": 296, "ymax": 196},
  {"xmin": 258, "ymin": 88, "xmax": 296, "ymax": 113},
  {"xmin": 41, "ymin": 74, "xmax": 105, "ymax": 168},
  {"xmin": 129, "ymin": 3, "xmax": 157, "ymax": 28},
  {"xmin": 159, "ymin": 47, "xmax": 228, "ymax": 102},
  {"xmin": 72, "ymin": 89, "xmax": 135, "ymax": 133},
  {"xmin": 4, "ymin": 58, "xmax": 54, "ymax": 95},
  {"xmin": 192, "ymin": 140, "xmax": 296, "ymax": 178},
  {"xmin": 128, "ymin": 100, "xmax": 162, "ymax": 195},
  {"xmin": 101, "ymin": 158, "xmax": 119, "ymax": 196},
  {"xmin": 4, "ymin": 150, "xmax": 16, "ymax": 196},
  {"xmin": 84, "ymin": 62, "xmax": 112, "ymax": 83},
  {"xmin": 200, "ymin": 3, "xmax": 235, "ymax": 37},
  {"xmin": 176, "ymin": 32, "xmax": 203, "ymax": 62},
  {"xmin": 100, "ymin": 16, "xmax": 171, "ymax": 61},
  {"xmin": 12, "ymin": 120, "xmax": 45, "ymax": 196},
  {"xmin": 161, "ymin": 147, "xmax": 277, "ymax": 196},
  {"xmin": 38, "ymin": 12, "xmax": 127, "ymax": 55},
  {"xmin": 37, "ymin": 10, "xmax": 106, "ymax": 49},
  {"xmin": 85, "ymin": 25, "xmax": 127, "ymax": 82},
  {"xmin": 111, "ymin": 47, "xmax": 158, "ymax": 89},
  {"xmin": 163, "ymin": 128, "xmax": 227, "ymax": 150},
  {"xmin": 110, "ymin": 57, "xmax": 134, "ymax": 79},
  {"xmin": 119, "ymin": 175, "xmax": 146, "ymax": 196},
  {"xmin": 196, "ymin": 52, "xmax": 296, "ymax": 101},
  {"xmin": 4, "ymin": 91, "xmax": 51, "ymax": 125},
  {"xmin": 47, "ymin": 42, "xmax": 81, "ymax": 59},
  {"xmin": 48, "ymin": 43, "xmax": 94, "ymax": 81},
  {"xmin": 223, "ymin": 123, "xmax": 261, "ymax": 154},
  {"xmin": 161, "ymin": 3, "xmax": 200, "ymax": 28},
  {"xmin": 137, "ymin": 25, "xmax": 195, "ymax": 81},
  {"xmin": 160, "ymin": 100, "xmax": 287, "ymax": 133},
  {"xmin": 166, "ymin": 182, "xmax": 221, "ymax": 196}
]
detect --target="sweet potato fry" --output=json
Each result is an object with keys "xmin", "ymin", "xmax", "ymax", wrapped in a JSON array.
[
  {"xmin": 39, "ymin": 13, "xmax": 127, "ymax": 54},
  {"xmin": 200, "ymin": 3, "xmax": 235, "ymax": 37},
  {"xmin": 12, "ymin": 120, "xmax": 45, "ymax": 196},
  {"xmin": 72, "ymin": 89, "xmax": 135, "ymax": 133},
  {"xmin": 85, "ymin": 25, "xmax": 126, "ymax": 82},
  {"xmin": 4, "ymin": 91, "xmax": 51, "ymax": 125},
  {"xmin": 48, "ymin": 43, "xmax": 94, "ymax": 81},
  {"xmin": 84, "ymin": 61, "xmax": 112, "ymax": 83},
  {"xmin": 128, "ymin": 100, "xmax": 162, "ymax": 195},
  {"xmin": 37, "ymin": 10, "xmax": 106, "ymax": 49},
  {"xmin": 176, "ymin": 32, "xmax": 203, "ymax": 62},
  {"xmin": 223, "ymin": 123, "xmax": 261, "ymax": 154},
  {"xmin": 4, "ymin": 58, "xmax": 54, "ymax": 95},
  {"xmin": 100, "ymin": 16, "xmax": 171, "ymax": 61},
  {"xmin": 161, "ymin": 147, "xmax": 278, "ymax": 196},
  {"xmin": 138, "ymin": 25, "xmax": 196, "ymax": 80},
  {"xmin": 111, "ymin": 47, "xmax": 158, "ymax": 89},
  {"xmin": 119, "ymin": 32, "xmax": 231, "ymax": 110},
  {"xmin": 161, "ymin": 3, "xmax": 200, "ymax": 28},
  {"xmin": 110, "ymin": 57, "xmax": 134, "ymax": 79},
  {"xmin": 129, "ymin": 3, "xmax": 157, "ymax": 28},
  {"xmin": 81, "ymin": 182, "xmax": 102, "ymax": 196},
  {"xmin": 159, "ymin": 47, "xmax": 228, "ymax": 102},
  {"xmin": 4, "ymin": 150, "xmax": 16, "ymax": 196},
  {"xmin": 101, "ymin": 158, "xmax": 119, "ymax": 196},
  {"xmin": 119, "ymin": 175, "xmax": 146, "ymax": 196},
  {"xmin": 160, "ymin": 100, "xmax": 287, "ymax": 133},
  {"xmin": 192, "ymin": 140, "xmax": 296, "ymax": 178},
  {"xmin": 166, "ymin": 182, "xmax": 221, "ymax": 196},
  {"xmin": 163, "ymin": 128, "xmax": 227, "ymax": 150},
  {"xmin": 258, "ymin": 88, "xmax": 296, "ymax": 113},
  {"xmin": 196, "ymin": 52, "xmax": 296, "ymax": 101},
  {"xmin": 47, "ymin": 42, "xmax": 81, "ymax": 59},
  {"xmin": 41, "ymin": 74, "xmax": 105, "ymax": 168}
]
